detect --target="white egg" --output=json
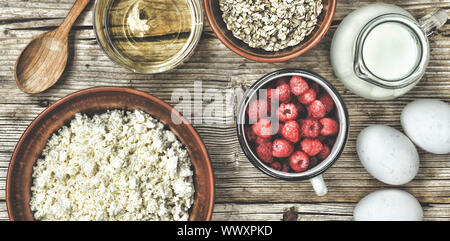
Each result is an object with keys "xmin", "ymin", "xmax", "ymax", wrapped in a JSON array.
[
  {"xmin": 354, "ymin": 189, "xmax": 423, "ymax": 221},
  {"xmin": 401, "ymin": 99, "xmax": 450, "ymax": 154},
  {"xmin": 357, "ymin": 125, "xmax": 419, "ymax": 185}
]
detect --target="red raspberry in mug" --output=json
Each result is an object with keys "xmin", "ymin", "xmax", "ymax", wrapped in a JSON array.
[
  {"xmin": 256, "ymin": 136, "xmax": 271, "ymax": 145},
  {"xmin": 281, "ymin": 120, "xmax": 300, "ymax": 143},
  {"xmin": 277, "ymin": 122, "xmax": 284, "ymax": 135},
  {"xmin": 319, "ymin": 118, "xmax": 339, "ymax": 136},
  {"xmin": 272, "ymin": 139, "xmax": 294, "ymax": 158},
  {"xmin": 281, "ymin": 161, "xmax": 290, "ymax": 172},
  {"xmin": 276, "ymin": 77, "xmax": 289, "ymax": 86},
  {"xmin": 290, "ymin": 76, "xmax": 309, "ymax": 96},
  {"xmin": 298, "ymin": 88, "xmax": 316, "ymax": 105},
  {"xmin": 311, "ymin": 82, "xmax": 321, "ymax": 95},
  {"xmin": 270, "ymin": 161, "xmax": 282, "ymax": 171},
  {"xmin": 247, "ymin": 99, "xmax": 268, "ymax": 123},
  {"xmin": 245, "ymin": 126, "xmax": 257, "ymax": 142},
  {"xmin": 318, "ymin": 135, "xmax": 326, "ymax": 142},
  {"xmin": 300, "ymin": 118, "xmax": 321, "ymax": 138},
  {"xmin": 275, "ymin": 83, "xmax": 291, "ymax": 103},
  {"xmin": 294, "ymin": 102, "xmax": 306, "ymax": 117},
  {"xmin": 309, "ymin": 156, "xmax": 319, "ymax": 168},
  {"xmin": 266, "ymin": 88, "xmax": 275, "ymax": 104},
  {"xmin": 318, "ymin": 93, "xmax": 335, "ymax": 114},
  {"xmin": 308, "ymin": 100, "xmax": 326, "ymax": 119},
  {"xmin": 317, "ymin": 145, "xmax": 331, "ymax": 160},
  {"xmin": 252, "ymin": 118, "xmax": 273, "ymax": 138},
  {"xmin": 256, "ymin": 142, "xmax": 273, "ymax": 164},
  {"xmin": 277, "ymin": 103, "xmax": 298, "ymax": 122},
  {"xmin": 300, "ymin": 139, "xmax": 323, "ymax": 156},
  {"xmin": 323, "ymin": 137, "xmax": 335, "ymax": 147},
  {"xmin": 289, "ymin": 151, "xmax": 310, "ymax": 173}
]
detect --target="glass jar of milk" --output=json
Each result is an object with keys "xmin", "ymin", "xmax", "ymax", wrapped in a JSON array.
[{"xmin": 331, "ymin": 3, "xmax": 447, "ymax": 100}]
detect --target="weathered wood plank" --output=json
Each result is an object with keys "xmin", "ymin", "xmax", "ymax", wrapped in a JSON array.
[
  {"xmin": 1, "ymin": 0, "xmax": 449, "ymax": 22},
  {"xmin": 1, "ymin": 201, "xmax": 450, "ymax": 221},
  {"xmin": 0, "ymin": 0, "xmax": 449, "ymax": 220},
  {"xmin": 211, "ymin": 202, "xmax": 450, "ymax": 221},
  {"xmin": 0, "ymin": 202, "xmax": 7, "ymax": 220}
]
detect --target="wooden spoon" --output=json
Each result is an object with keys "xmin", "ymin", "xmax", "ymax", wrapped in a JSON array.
[{"xmin": 14, "ymin": 0, "xmax": 91, "ymax": 94}]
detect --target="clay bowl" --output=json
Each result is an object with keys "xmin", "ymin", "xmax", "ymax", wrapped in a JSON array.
[
  {"xmin": 6, "ymin": 87, "xmax": 215, "ymax": 221},
  {"xmin": 204, "ymin": 0, "xmax": 337, "ymax": 62}
]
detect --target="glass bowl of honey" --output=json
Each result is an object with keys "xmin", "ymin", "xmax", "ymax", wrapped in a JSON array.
[{"xmin": 94, "ymin": 0, "xmax": 203, "ymax": 74}]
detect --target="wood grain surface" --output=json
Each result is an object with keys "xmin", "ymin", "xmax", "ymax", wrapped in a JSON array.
[{"xmin": 0, "ymin": 0, "xmax": 449, "ymax": 221}]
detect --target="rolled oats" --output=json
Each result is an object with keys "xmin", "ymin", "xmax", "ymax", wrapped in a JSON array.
[{"xmin": 219, "ymin": 0, "xmax": 323, "ymax": 52}]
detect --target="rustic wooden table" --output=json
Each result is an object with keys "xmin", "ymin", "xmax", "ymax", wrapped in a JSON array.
[{"xmin": 0, "ymin": 0, "xmax": 449, "ymax": 221}]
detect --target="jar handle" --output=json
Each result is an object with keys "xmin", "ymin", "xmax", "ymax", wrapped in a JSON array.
[
  {"xmin": 309, "ymin": 175, "xmax": 328, "ymax": 196},
  {"xmin": 419, "ymin": 9, "xmax": 448, "ymax": 37}
]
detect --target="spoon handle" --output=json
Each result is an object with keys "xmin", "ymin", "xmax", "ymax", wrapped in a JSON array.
[{"xmin": 55, "ymin": 0, "xmax": 91, "ymax": 38}]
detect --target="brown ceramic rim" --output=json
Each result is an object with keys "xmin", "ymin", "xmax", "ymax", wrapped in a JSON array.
[
  {"xmin": 203, "ymin": 0, "xmax": 337, "ymax": 63},
  {"xmin": 6, "ymin": 86, "xmax": 215, "ymax": 221}
]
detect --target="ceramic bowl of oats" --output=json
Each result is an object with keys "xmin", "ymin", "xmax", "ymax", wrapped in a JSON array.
[
  {"xmin": 204, "ymin": 0, "xmax": 336, "ymax": 62},
  {"xmin": 6, "ymin": 87, "xmax": 215, "ymax": 221}
]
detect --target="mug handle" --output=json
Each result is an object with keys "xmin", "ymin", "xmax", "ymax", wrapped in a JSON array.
[
  {"xmin": 419, "ymin": 9, "xmax": 448, "ymax": 37},
  {"xmin": 310, "ymin": 175, "xmax": 328, "ymax": 196}
]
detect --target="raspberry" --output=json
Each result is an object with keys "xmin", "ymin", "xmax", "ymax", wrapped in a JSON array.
[
  {"xmin": 320, "ymin": 118, "xmax": 339, "ymax": 136},
  {"xmin": 269, "ymin": 88, "xmax": 279, "ymax": 103},
  {"xmin": 278, "ymin": 122, "xmax": 284, "ymax": 135},
  {"xmin": 300, "ymin": 118, "xmax": 321, "ymax": 138},
  {"xmin": 311, "ymin": 82, "xmax": 321, "ymax": 95},
  {"xmin": 247, "ymin": 99, "xmax": 268, "ymax": 123},
  {"xmin": 300, "ymin": 139, "xmax": 323, "ymax": 156},
  {"xmin": 309, "ymin": 156, "xmax": 319, "ymax": 168},
  {"xmin": 298, "ymin": 88, "xmax": 316, "ymax": 105},
  {"xmin": 256, "ymin": 142, "xmax": 273, "ymax": 164},
  {"xmin": 308, "ymin": 100, "xmax": 326, "ymax": 119},
  {"xmin": 275, "ymin": 82, "xmax": 291, "ymax": 103},
  {"xmin": 318, "ymin": 94, "xmax": 334, "ymax": 114},
  {"xmin": 318, "ymin": 135, "xmax": 326, "ymax": 142},
  {"xmin": 281, "ymin": 161, "xmax": 290, "ymax": 172},
  {"xmin": 317, "ymin": 145, "xmax": 331, "ymax": 160},
  {"xmin": 256, "ymin": 136, "xmax": 271, "ymax": 145},
  {"xmin": 275, "ymin": 77, "xmax": 289, "ymax": 86},
  {"xmin": 266, "ymin": 88, "xmax": 274, "ymax": 104},
  {"xmin": 294, "ymin": 102, "xmax": 306, "ymax": 117},
  {"xmin": 277, "ymin": 103, "xmax": 298, "ymax": 122},
  {"xmin": 272, "ymin": 139, "xmax": 294, "ymax": 158},
  {"xmin": 281, "ymin": 120, "xmax": 300, "ymax": 143},
  {"xmin": 245, "ymin": 126, "xmax": 257, "ymax": 142},
  {"xmin": 323, "ymin": 137, "xmax": 335, "ymax": 147},
  {"xmin": 289, "ymin": 151, "xmax": 310, "ymax": 173},
  {"xmin": 252, "ymin": 118, "xmax": 273, "ymax": 138},
  {"xmin": 270, "ymin": 161, "xmax": 282, "ymax": 171},
  {"xmin": 290, "ymin": 76, "xmax": 309, "ymax": 96}
]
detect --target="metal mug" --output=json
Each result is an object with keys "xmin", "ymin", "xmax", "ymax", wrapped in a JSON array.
[{"xmin": 236, "ymin": 69, "xmax": 349, "ymax": 196}]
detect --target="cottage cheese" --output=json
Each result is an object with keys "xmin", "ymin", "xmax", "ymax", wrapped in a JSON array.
[{"xmin": 30, "ymin": 110, "xmax": 195, "ymax": 221}]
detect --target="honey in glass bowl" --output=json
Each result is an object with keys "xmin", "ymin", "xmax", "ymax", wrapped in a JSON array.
[{"xmin": 94, "ymin": 0, "xmax": 203, "ymax": 74}]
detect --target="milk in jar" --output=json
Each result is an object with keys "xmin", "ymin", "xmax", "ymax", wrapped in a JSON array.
[{"xmin": 330, "ymin": 3, "xmax": 447, "ymax": 100}]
